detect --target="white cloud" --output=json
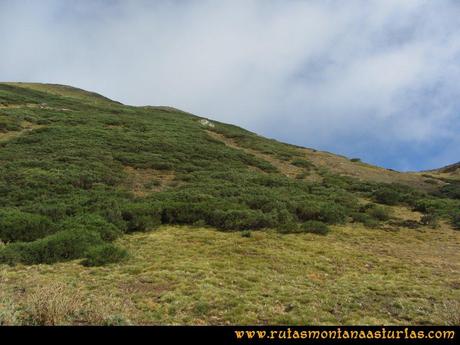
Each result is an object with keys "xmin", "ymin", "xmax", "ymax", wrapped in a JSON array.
[{"xmin": 0, "ymin": 0, "xmax": 459, "ymax": 170}]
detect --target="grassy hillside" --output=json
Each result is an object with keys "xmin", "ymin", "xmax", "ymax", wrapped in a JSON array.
[
  {"xmin": 0, "ymin": 83, "xmax": 459, "ymax": 324},
  {"xmin": 1, "ymin": 224, "xmax": 459, "ymax": 325}
]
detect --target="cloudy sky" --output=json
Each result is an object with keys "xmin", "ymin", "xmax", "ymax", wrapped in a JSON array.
[{"xmin": 1, "ymin": 0, "xmax": 459, "ymax": 171}]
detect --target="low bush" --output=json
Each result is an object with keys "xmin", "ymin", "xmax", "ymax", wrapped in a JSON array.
[
  {"xmin": 351, "ymin": 212, "xmax": 379, "ymax": 228},
  {"xmin": 318, "ymin": 204, "xmax": 347, "ymax": 224},
  {"xmin": 420, "ymin": 213, "xmax": 439, "ymax": 228},
  {"xmin": 439, "ymin": 182, "xmax": 460, "ymax": 200},
  {"xmin": 0, "ymin": 229, "xmax": 103, "ymax": 265},
  {"xmin": 82, "ymin": 244, "xmax": 127, "ymax": 266},
  {"xmin": 294, "ymin": 201, "xmax": 347, "ymax": 224},
  {"xmin": 209, "ymin": 209, "xmax": 275, "ymax": 230},
  {"xmin": 121, "ymin": 203, "xmax": 162, "ymax": 232},
  {"xmin": 241, "ymin": 230, "xmax": 251, "ymax": 238},
  {"xmin": 59, "ymin": 214, "xmax": 122, "ymax": 241},
  {"xmin": 452, "ymin": 214, "xmax": 460, "ymax": 230},
  {"xmin": 0, "ymin": 209, "xmax": 54, "ymax": 243},
  {"xmin": 373, "ymin": 188, "xmax": 401, "ymax": 205},
  {"xmin": 300, "ymin": 221, "xmax": 329, "ymax": 235},
  {"xmin": 366, "ymin": 205, "xmax": 392, "ymax": 221},
  {"xmin": 295, "ymin": 202, "xmax": 321, "ymax": 222}
]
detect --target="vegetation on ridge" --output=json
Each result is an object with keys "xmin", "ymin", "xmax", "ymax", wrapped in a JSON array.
[{"xmin": 0, "ymin": 83, "xmax": 459, "ymax": 267}]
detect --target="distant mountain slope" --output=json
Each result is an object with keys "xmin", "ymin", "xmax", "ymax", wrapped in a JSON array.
[
  {"xmin": 0, "ymin": 82, "xmax": 458, "ymax": 266},
  {"xmin": 425, "ymin": 162, "xmax": 460, "ymax": 180},
  {"xmin": 2, "ymin": 82, "xmax": 120, "ymax": 105}
]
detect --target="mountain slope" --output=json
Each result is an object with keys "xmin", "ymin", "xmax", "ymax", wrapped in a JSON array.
[
  {"xmin": 0, "ymin": 82, "xmax": 458, "ymax": 267},
  {"xmin": 0, "ymin": 82, "xmax": 459, "ymax": 326},
  {"xmin": 423, "ymin": 162, "xmax": 460, "ymax": 181}
]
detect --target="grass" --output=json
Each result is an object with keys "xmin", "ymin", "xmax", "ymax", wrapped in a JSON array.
[{"xmin": 1, "ymin": 223, "xmax": 459, "ymax": 325}]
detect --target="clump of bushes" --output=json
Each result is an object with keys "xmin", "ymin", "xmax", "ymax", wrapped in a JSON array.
[
  {"xmin": 121, "ymin": 203, "xmax": 162, "ymax": 232},
  {"xmin": 318, "ymin": 204, "xmax": 348, "ymax": 224},
  {"xmin": 366, "ymin": 205, "xmax": 392, "ymax": 221},
  {"xmin": 82, "ymin": 244, "xmax": 127, "ymax": 266},
  {"xmin": 59, "ymin": 214, "xmax": 122, "ymax": 241},
  {"xmin": 295, "ymin": 202, "xmax": 321, "ymax": 222},
  {"xmin": 300, "ymin": 221, "xmax": 329, "ymax": 235},
  {"xmin": 371, "ymin": 183, "xmax": 425, "ymax": 206},
  {"xmin": 0, "ymin": 229, "xmax": 103, "ymax": 265},
  {"xmin": 438, "ymin": 182, "xmax": 460, "ymax": 200},
  {"xmin": 0, "ymin": 209, "xmax": 54, "ymax": 243},
  {"xmin": 294, "ymin": 202, "xmax": 347, "ymax": 224},
  {"xmin": 373, "ymin": 188, "xmax": 401, "ymax": 205},
  {"xmin": 351, "ymin": 204, "xmax": 392, "ymax": 227},
  {"xmin": 351, "ymin": 212, "xmax": 379, "ymax": 228}
]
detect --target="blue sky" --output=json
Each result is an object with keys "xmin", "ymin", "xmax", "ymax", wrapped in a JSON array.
[{"xmin": 1, "ymin": 0, "xmax": 459, "ymax": 171}]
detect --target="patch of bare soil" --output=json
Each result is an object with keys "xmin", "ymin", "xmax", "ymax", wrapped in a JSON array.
[{"xmin": 122, "ymin": 166, "xmax": 177, "ymax": 197}]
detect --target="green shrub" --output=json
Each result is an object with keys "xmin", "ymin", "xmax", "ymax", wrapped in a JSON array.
[
  {"xmin": 439, "ymin": 182, "xmax": 460, "ymax": 199},
  {"xmin": 0, "ymin": 209, "xmax": 54, "ymax": 243},
  {"xmin": 59, "ymin": 214, "xmax": 122, "ymax": 241},
  {"xmin": 373, "ymin": 188, "xmax": 400, "ymax": 205},
  {"xmin": 452, "ymin": 214, "xmax": 460, "ymax": 230},
  {"xmin": 210, "ymin": 209, "xmax": 274, "ymax": 230},
  {"xmin": 420, "ymin": 214, "xmax": 439, "ymax": 228},
  {"xmin": 161, "ymin": 202, "xmax": 210, "ymax": 225},
  {"xmin": 82, "ymin": 244, "xmax": 127, "ymax": 266},
  {"xmin": 241, "ymin": 230, "xmax": 251, "ymax": 238},
  {"xmin": 300, "ymin": 221, "xmax": 329, "ymax": 235},
  {"xmin": 318, "ymin": 204, "xmax": 347, "ymax": 224},
  {"xmin": 413, "ymin": 198, "xmax": 457, "ymax": 216},
  {"xmin": 366, "ymin": 205, "xmax": 391, "ymax": 221},
  {"xmin": 121, "ymin": 203, "xmax": 162, "ymax": 232},
  {"xmin": 351, "ymin": 212, "xmax": 379, "ymax": 228},
  {"xmin": 295, "ymin": 203, "xmax": 321, "ymax": 222},
  {"xmin": 0, "ymin": 229, "xmax": 103, "ymax": 265},
  {"xmin": 350, "ymin": 158, "xmax": 361, "ymax": 162}
]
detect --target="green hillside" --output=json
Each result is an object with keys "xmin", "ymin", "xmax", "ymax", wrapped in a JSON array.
[
  {"xmin": 0, "ymin": 82, "xmax": 459, "ymax": 266},
  {"xmin": 0, "ymin": 83, "xmax": 459, "ymax": 325}
]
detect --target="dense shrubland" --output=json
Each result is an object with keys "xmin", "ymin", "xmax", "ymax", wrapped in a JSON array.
[{"xmin": 0, "ymin": 83, "xmax": 458, "ymax": 266}]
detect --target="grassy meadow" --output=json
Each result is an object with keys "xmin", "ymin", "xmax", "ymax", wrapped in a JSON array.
[{"xmin": 1, "ymin": 222, "xmax": 459, "ymax": 325}]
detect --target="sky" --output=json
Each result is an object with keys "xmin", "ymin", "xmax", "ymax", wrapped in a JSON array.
[{"xmin": 1, "ymin": 0, "xmax": 459, "ymax": 171}]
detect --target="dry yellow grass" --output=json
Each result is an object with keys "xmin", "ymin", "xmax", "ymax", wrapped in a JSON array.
[
  {"xmin": 295, "ymin": 147, "xmax": 443, "ymax": 191},
  {"xmin": 1, "ymin": 223, "xmax": 459, "ymax": 325}
]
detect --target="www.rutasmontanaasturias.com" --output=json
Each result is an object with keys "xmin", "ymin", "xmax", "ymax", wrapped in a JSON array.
[{"xmin": 234, "ymin": 327, "xmax": 456, "ymax": 341}]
